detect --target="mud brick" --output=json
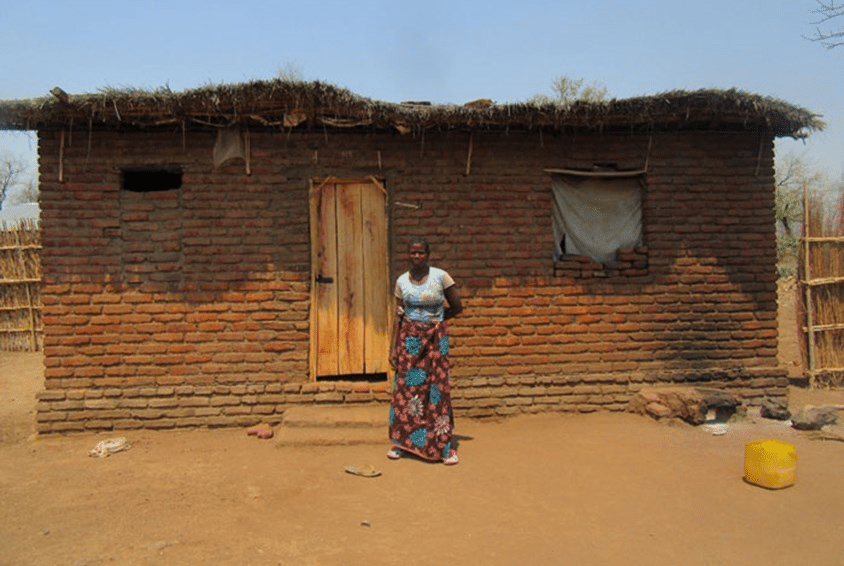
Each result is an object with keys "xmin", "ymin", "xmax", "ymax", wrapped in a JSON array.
[
  {"xmin": 195, "ymin": 407, "xmax": 223, "ymax": 417},
  {"xmin": 222, "ymin": 406, "xmax": 252, "ymax": 415},
  {"xmin": 148, "ymin": 397, "xmax": 179, "ymax": 408},
  {"xmin": 345, "ymin": 393, "xmax": 375, "ymax": 403},
  {"xmin": 83, "ymin": 399, "xmax": 115, "ymax": 410},
  {"xmin": 209, "ymin": 395, "xmax": 240, "ymax": 407},
  {"xmin": 113, "ymin": 419, "xmax": 145, "ymax": 430},
  {"xmin": 145, "ymin": 419, "xmax": 177, "ymax": 429},
  {"xmin": 118, "ymin": 398, "xmax": 149, "ymax": 409},
  {"xmin": 315, "ymin": 391, "xmax": 344, "ymax": 403},
  {"xmin": 36, "ymin": 410, "xmax": 68, "ymax": 422},
  {"xmin": 287, "ymin": 394, "xmax": 316, "ymax": 404},
  {"xmin": 49, "ymin": 421, "xmax": 85, "ymax": 432},
  {"xmin": 252, "ymin": 405, "xmax": 277, "ymax": 415},
  {"xmin": 37, "ymin": 391, "xmax": 66, "ymax": 401}
]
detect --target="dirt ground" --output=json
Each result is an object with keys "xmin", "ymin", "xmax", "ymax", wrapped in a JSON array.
[{"xmin": 2, "ymin": 282, "xmax": 844, "ymax": 566}]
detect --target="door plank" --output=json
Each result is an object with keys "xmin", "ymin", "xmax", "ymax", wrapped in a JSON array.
[
  {"xmin": 361, "ymin": 185, "xmax": 390, "ymax": 373},
  {"xmin": 336, "ymin": 183, "xmax": 365, "ymax": 375},
  {"xmin": 314, "ymin": 183, "xmax": 339, "ymax": 377}
]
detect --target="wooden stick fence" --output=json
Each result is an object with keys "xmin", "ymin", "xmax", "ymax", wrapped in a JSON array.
[
  {"xmin": 0, "ymin": 220, "xmax": 42, "ymax": 351},
  {"xmin": 800, "ymin": 186, "xmax": 844, "ymax": 387}
]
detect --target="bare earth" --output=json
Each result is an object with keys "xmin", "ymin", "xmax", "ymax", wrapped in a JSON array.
[{"xmin": 2, "ymin": 282, "xmax": 844, "ymax": 566}]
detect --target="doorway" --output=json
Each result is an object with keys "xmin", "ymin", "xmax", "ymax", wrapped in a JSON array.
[{"xmin": 309, "ymin": 177, "xmax": 390, "ymax": 380}]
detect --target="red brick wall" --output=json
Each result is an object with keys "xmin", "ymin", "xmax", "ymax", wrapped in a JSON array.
[{"xmin": 35, "ymin": 128, "xmax": 786, "ymax": 432}]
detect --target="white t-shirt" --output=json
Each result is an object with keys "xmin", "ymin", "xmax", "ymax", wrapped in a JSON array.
[{"xmin": 394, "ymin": 267, "xmax": 455, "ymax": 322}]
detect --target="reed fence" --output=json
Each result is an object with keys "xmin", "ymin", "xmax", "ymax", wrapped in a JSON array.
[
  {"xmin": 800, "ymin": 186, "xmax": 844, "ymax": 387},
  {"xmin": 0, "ymin": 220, "xmax": 42, "ymax": 351}
]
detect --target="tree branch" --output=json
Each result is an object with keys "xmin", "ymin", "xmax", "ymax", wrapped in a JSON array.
[
  {"xmin": 0, "ymin": 156, "xmax": 27, "ymax": 210},
  {"xmin": 806, "ymin": 1, "xmax": 844, "ymax": 48}
]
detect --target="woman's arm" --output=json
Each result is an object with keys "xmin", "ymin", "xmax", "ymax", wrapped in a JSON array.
[
  {"xmin": 389, "ymin": 297, "xmax": 404, "ymax": 369},
  {"xmin": 443, "ymin": 285, "xmax": 462, "ymax": 320}
]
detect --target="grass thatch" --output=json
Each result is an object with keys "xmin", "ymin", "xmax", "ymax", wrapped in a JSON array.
[{"xmin": 0, "ymin": 79, "xmax": 825, "ymax": 138}]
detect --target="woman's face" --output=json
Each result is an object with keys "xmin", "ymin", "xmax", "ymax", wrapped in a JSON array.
[{"xmin": 408, "ymin": 243, "xmax": 429, "ymax": 268}]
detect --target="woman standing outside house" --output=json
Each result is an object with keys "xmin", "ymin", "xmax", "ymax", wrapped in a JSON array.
[{"xmin": 387, "ymin": 237, "xmax": 462, "ymax": 465}]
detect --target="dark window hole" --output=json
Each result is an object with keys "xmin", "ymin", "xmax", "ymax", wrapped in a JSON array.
[{"xmin": 121, "ymin": 165, "xmax": 183, "ymax": 192}]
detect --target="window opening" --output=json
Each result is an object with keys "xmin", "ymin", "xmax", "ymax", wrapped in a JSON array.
[
  {"xmin": 552, "ymin": 173, "xmax": 643, "ymax": 264},
  {"xmin": 121, "ymin": 165, "xmax": 183, "ymax": 192}
]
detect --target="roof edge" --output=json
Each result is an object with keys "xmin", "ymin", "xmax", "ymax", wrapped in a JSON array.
[{"xmin": 0, "ymin": 79, "xmax": 825, "ymax": 139}]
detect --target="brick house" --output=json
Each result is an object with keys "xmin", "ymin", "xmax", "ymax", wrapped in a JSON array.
[{"xmin": 0, "ymin": 80, "xmax": 822, "ymax": 433}]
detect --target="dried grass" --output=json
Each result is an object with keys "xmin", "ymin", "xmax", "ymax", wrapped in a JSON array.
[
  {"xmin": 0, "ymin": 220, "xmax": 42, "ymax": 351},
  {"xmin": 0, "ymin": 79, "xmax": 825, "ymax": 139},
  {"xmin": 801, "ymin": 190, "xmax": 844, "ymax": 386}
]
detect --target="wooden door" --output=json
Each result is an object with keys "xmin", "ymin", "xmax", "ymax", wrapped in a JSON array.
[{"xmin": 309, "ymin": 178, "xmax": 390, "ymax": 379}]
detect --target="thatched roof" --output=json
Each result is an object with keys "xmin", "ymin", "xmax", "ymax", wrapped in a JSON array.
[{"xmin": 0, "ymin": 79, "xmax": 824, "ymax": 138}]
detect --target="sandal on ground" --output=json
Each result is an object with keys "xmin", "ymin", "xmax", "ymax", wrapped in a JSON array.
[
  {"xmin": 386, "ymin": 447, "xmax": 403, "ymax": 460},
  {"xmin": 344, "ymin": 464, "xmax": 382, "ymax": 477},
  {"xmin": 443, "ymin": 450, "xmax": 459, "ymax": 466}
]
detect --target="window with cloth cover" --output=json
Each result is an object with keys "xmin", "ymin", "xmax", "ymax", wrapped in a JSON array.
[{"xmin": 552, "ymin": 173, "xmax": 643, "ymax": 264}]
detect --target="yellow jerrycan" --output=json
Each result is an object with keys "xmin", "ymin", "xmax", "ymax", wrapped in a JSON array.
[{"xmin": 744, "ymin": 439, "xmax": 796, "ymax": 489}]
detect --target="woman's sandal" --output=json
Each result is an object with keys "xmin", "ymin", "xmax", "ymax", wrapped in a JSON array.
[
  {"xmin": 443, "ymin": 450, "xmax": 459, "ymax": 466},
  {"xmin": 386, "ymin": 447, "xmax": 402, "ymax": 460}
]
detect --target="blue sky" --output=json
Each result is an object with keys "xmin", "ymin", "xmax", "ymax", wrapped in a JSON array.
[{"xmin": 1, "ymin": 0, "xmax": 842, "ymax": 188}]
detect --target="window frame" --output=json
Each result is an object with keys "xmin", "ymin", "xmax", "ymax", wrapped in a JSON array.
[{"xmin": 546, "ymin": 167, "xmax": 649, "ymax": 279}]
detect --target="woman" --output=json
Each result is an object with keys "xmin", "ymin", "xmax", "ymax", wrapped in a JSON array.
[{"xmin": 387, "ymin": 237, "xmax": 463, "ymax": 465}]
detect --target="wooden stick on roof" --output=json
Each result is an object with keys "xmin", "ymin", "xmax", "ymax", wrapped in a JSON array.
[{"xmin": 50, "ymin": 87, "xmax": 69, "ymax": 104}]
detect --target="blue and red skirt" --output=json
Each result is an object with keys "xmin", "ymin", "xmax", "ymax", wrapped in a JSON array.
[{"xmin": 388, "ymin": 319, "xmax": 454, "ymax": 462}]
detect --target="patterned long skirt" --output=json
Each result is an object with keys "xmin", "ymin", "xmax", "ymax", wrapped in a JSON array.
[{"xmin": 388, "ymin": 319, "xmax": 454, "ymax": 462}]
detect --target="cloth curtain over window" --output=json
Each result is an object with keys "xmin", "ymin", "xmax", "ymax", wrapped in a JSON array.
[{"xmin": 552, "ymin": 175, "xmax": 643, "ymax": 264}]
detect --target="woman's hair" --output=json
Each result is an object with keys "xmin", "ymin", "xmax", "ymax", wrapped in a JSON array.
[{"xmin": 407, "ymin": 237, "xmax": 430, "ymax": 254}]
